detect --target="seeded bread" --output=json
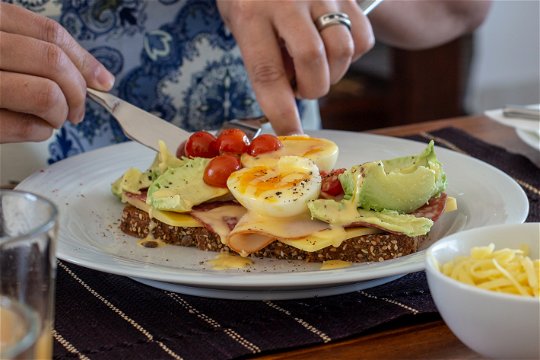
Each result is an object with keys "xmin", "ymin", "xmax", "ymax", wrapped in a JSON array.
[{"xmin": 120, "ymin": 205, "xmax": 426, "ymax": 263}]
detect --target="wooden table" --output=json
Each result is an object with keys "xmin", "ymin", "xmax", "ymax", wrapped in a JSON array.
[
  {"xmin": 369, "ymin": 115, "xmax": 539, "ymax": 167},
  {"xmin": 257, "ymin": 114, "xmax": 538, "ymax": 360}
]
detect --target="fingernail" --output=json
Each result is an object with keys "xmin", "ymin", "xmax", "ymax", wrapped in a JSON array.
[
  {"xmin": 97, "ymin": 67, "xmax": 115, "ymax": 90},
  {"xmin": 70, "ymin": 112, "xmax": 84, "ymax": 125}
]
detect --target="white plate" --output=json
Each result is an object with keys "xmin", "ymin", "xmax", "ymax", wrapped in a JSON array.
[
  {"xmin": 484, "ymin": 104, "xmax": 540, "ymax": 135},
  {"xmin": 16, "ymin": 130, "xmax": 529, "ymax": 299},
  {"xmin": 516, "ymin": 128, "xmax": 540, "ymax": 151},
  {"xmin": 485, "ymin": 105, "xmax": 540, "ymax": 151},
  {"xmin": 132, "ymin": 274, "xmax": 404, "ymax": 300}
]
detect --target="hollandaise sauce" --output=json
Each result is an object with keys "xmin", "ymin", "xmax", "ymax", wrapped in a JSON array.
[
  {"xmin": 208, "ymin": 252, "xmax": 253, "ymax": 270},
  {"xmin": 320, "ymin": 260, "xmax": 352, "ymax": 270}
]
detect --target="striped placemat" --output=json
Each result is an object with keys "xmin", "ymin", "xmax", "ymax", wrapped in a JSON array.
[{"xmin": 53, "ymin": 127, "xmax": 539, "ymax": 359}]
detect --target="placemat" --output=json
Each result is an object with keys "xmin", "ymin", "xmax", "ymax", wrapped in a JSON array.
[{"xmin": 52, "ymin": 127, "xmax": 539, "ymax": 359}]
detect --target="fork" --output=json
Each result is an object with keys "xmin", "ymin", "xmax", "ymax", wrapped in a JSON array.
[{"xmin": 217, "ymin": 116, "xmax": 269, "ymax": 140}]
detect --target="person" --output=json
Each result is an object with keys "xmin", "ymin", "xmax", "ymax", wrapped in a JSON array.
[{"xmin": 0, "ymin": 0, "xmax": 491, "ymax": 168}]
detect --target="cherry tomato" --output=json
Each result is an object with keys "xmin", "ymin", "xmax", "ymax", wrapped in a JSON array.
[
  {"xmin": 184, "ymin": 131, "xmax": 219, "ymax": 158},
  {"xmin": 204, "ymin": 154, "xmax": 241, "ymax": 188},
  {"xmin": 176, "ymin": 140, "xmax": 187, "ymax": 158},
  {"xmin": 248, "ymin": 134, "xmax": 283, "ymax": 156},
  {"xmin": 321, "ymin": 168, "xmax": 346, "ymax": 197},
  {"xmin": 215, "ymin": 129, "xmax": 250, "ymax": 155}
]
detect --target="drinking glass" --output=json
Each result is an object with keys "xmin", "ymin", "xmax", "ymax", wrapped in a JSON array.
[{"xmin": 0, "ymin": 190, "xmax": 58, "ymax": 359}]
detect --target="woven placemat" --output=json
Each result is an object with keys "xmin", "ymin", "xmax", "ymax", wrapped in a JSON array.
[{"xmin": 53, "ymin": 127, "xmax": 539, "ymax": 359}]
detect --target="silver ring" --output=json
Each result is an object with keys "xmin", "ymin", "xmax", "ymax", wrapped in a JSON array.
[{"xmin": 314, "ymin": 12, "xmax": 351, "ymax": 32}]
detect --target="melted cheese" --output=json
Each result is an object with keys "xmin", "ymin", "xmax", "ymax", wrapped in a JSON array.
[
  {"xmin": 208, "ymin": 252, "xmax": 253, "ymax": 270},
  {"xmin": 445, "ymin": 196, "xmax": 457, "ymax": 213},
  {"xmin": 152, "ymin": 210, "xmax": 201, "ymax": 228},
  {"xmin": 227, "ymin": 211, "xmax": 330, "ymax": 254},
  {"xmin": 280, "ymin": 226, "xmax": 381, "ymax": 252},
  {"xmin": 191, "ymin": 205, "xmax": 247, "ymax": 244},
  {"xmin": 226, "ymin": 210, "xmax": 384, "ymax": 255},
  {"xmin": 320, "ymin": 260, "xmax": 352, "ymax": 270}
]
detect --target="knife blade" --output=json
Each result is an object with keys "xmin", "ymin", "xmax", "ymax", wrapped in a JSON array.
[
  {"xmin": 503, "ymin": 105, "xmax": 540, "ymax": 121},
  {"xmin": 87, "ymin": 88, "xmax": 190, "ymax": 152}
]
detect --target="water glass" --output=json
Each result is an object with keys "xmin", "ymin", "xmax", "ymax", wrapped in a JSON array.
[{"xmin": 0, "ymin": 190, "xmax": 58, "ymax": 359}]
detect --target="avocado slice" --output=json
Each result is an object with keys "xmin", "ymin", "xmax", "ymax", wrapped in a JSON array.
[
  {"xmin": 308, "ymin": 141, "xmax": 445, "ymax": 236},
  {"xmin": 111, "ymin": 167, "xmax": 154, "ymax": 198},
  {"xmin": 340, "ymin": 140, "xmax": 446, "ymax": 213},
  {"xmin": 307, "ymin": 199, "xmax": 433, "ymax": 237},
  {"xmin": 146, "ymin": 157, "xmax": 229, "ymax": 212},
  {"xmin": 111, "ymin": 140, "xmax": 185, "ymax": 198}
]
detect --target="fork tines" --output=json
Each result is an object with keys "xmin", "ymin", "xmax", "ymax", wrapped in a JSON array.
[{"xmin": 217, "ymin": 116, "xmax": 268, "ymax": 140}]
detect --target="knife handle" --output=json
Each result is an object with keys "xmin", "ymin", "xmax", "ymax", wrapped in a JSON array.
[
  {"xmin": 503, "ymin": 105, "xmax": 540, "ymax": 121},
  {"xmin": 358, "ymin": 0, "xmax": 384, "ymax": 15},
  {"xmin": 87, "ymin": 88, "xmax": 119, "ymax": 113}
]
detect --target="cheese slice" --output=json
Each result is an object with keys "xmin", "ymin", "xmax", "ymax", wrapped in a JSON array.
[
  {"xmin": 281, "ymin": 226, "xmax": 381, "ymax": 252},
  {"xmin": 152, "ymin": 210, "xmax": 201, "ymax": 228},
  {"xmin": 227, "ymin": 211, "xmax": 330, "ymax": 255},
  {"xmin": 445, "ymin": 196, "xmax": 457, "ymax": 213},
  {"xmin": 191, "ymin": 205, "xmax": 247, "ymax": 244}
]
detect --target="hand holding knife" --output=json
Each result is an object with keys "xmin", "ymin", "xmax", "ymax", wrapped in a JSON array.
[{"xmin": 87, "ymin": 0, "xmax": 384, "ymax": 153}]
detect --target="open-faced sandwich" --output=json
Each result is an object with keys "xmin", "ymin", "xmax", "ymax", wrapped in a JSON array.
[{"xmin": 111, "ymin": 130, "xmax": 456, "ymax": 264}]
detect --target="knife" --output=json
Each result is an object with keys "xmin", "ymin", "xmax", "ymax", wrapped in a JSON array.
[
  {"xmin": 87, "ymin": 88, "xmax": 190, "ymax": 152},
  {"xmin": 502, "ymin": 105, "xmax": 540, "ymax": 121}
]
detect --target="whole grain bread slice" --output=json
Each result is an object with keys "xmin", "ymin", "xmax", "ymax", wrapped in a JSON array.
[{"xmin": 120, "ymin": 205, "xmax": 426, "ymax": 263}]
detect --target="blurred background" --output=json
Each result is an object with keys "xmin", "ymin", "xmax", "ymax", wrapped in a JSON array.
[{"xmin": 319, "ymin": 0, "xmax": 540, "ymax": 131}]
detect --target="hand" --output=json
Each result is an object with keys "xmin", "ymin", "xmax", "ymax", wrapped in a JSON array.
[
  {"xmin": 217, "ymin": 0, "xmax": 374, "ymax": 135},
  {"xmin": 0, "ymin": 3, "xmax": 115, "ymax": 143}
]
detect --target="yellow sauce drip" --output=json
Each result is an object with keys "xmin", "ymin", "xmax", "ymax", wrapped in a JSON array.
[
  {"xmin": 320, "ymin": 260, "xmax": 352, "ymax": 270},
  {"xmin": 208, "ymin": 252, "xmax": 253, "ymax": 270}
]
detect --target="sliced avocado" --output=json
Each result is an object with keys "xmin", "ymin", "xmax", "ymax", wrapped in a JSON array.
[
  {"xmin": 308, "ymin": 199, "xmax": 433, "ymax": 237},
  {"xmin": 146, "ymin": 157, "xmax": 229, "ymax": 212},
  {"xmin": 111, "ymin": 167, "xmax": 154, "ymax": 198},
  {"xmin": 154, "ymin": 140, "xmax": 185, "ymax": 176},
  {"xmin": 111, "ymin": 140, "xmax": 185, "ymax": 198},
  {"xmin": 340, "ymin": 140, "xmax": 446, "ymax": 213},
  {"xmin": 308, "ymin": 141, "xmax": 445, "ymax": 236}
]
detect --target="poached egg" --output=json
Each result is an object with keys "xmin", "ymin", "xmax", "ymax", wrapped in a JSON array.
[
  {"xmin": 241, "ymin": 135, "xmax": 338, "ymax": 172},
  {"xmin": 227, "ymin": 155, "xmax": 321, "ymax": 218}
]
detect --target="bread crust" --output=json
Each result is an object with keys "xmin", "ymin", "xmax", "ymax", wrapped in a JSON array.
[{"xmin": 120, "ymin": 205, "xmax": 425, "ymax": 263}]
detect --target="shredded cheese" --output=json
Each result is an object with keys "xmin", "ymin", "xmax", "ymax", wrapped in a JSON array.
[{"xmin": 439, "ymin": 243, "xmax": 540, "ymax": 297}]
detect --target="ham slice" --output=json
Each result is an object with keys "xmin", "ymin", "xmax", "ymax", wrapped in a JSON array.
[
  {"xmin": 411, "ymin": 193, "xmax": 448, "ymax": 221},
  {"xmin": 124, "ymin": 191, "xmax": 147, "ymax": 202},
  {"xmin": 190, "ymin": 204, "xmax": 247, "ymax": 244},
  {"xmin": 344, "ymin": 193, "xmax": 448, "ymax": 235},
  {"xmin": 226, "ymin": 211, "xmax": 330, "ymax": 255}
]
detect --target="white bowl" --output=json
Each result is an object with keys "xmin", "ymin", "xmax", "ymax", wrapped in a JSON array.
[{"xmin": 425, "ymin": 223, "xmax": 540, "ymax": 359}]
